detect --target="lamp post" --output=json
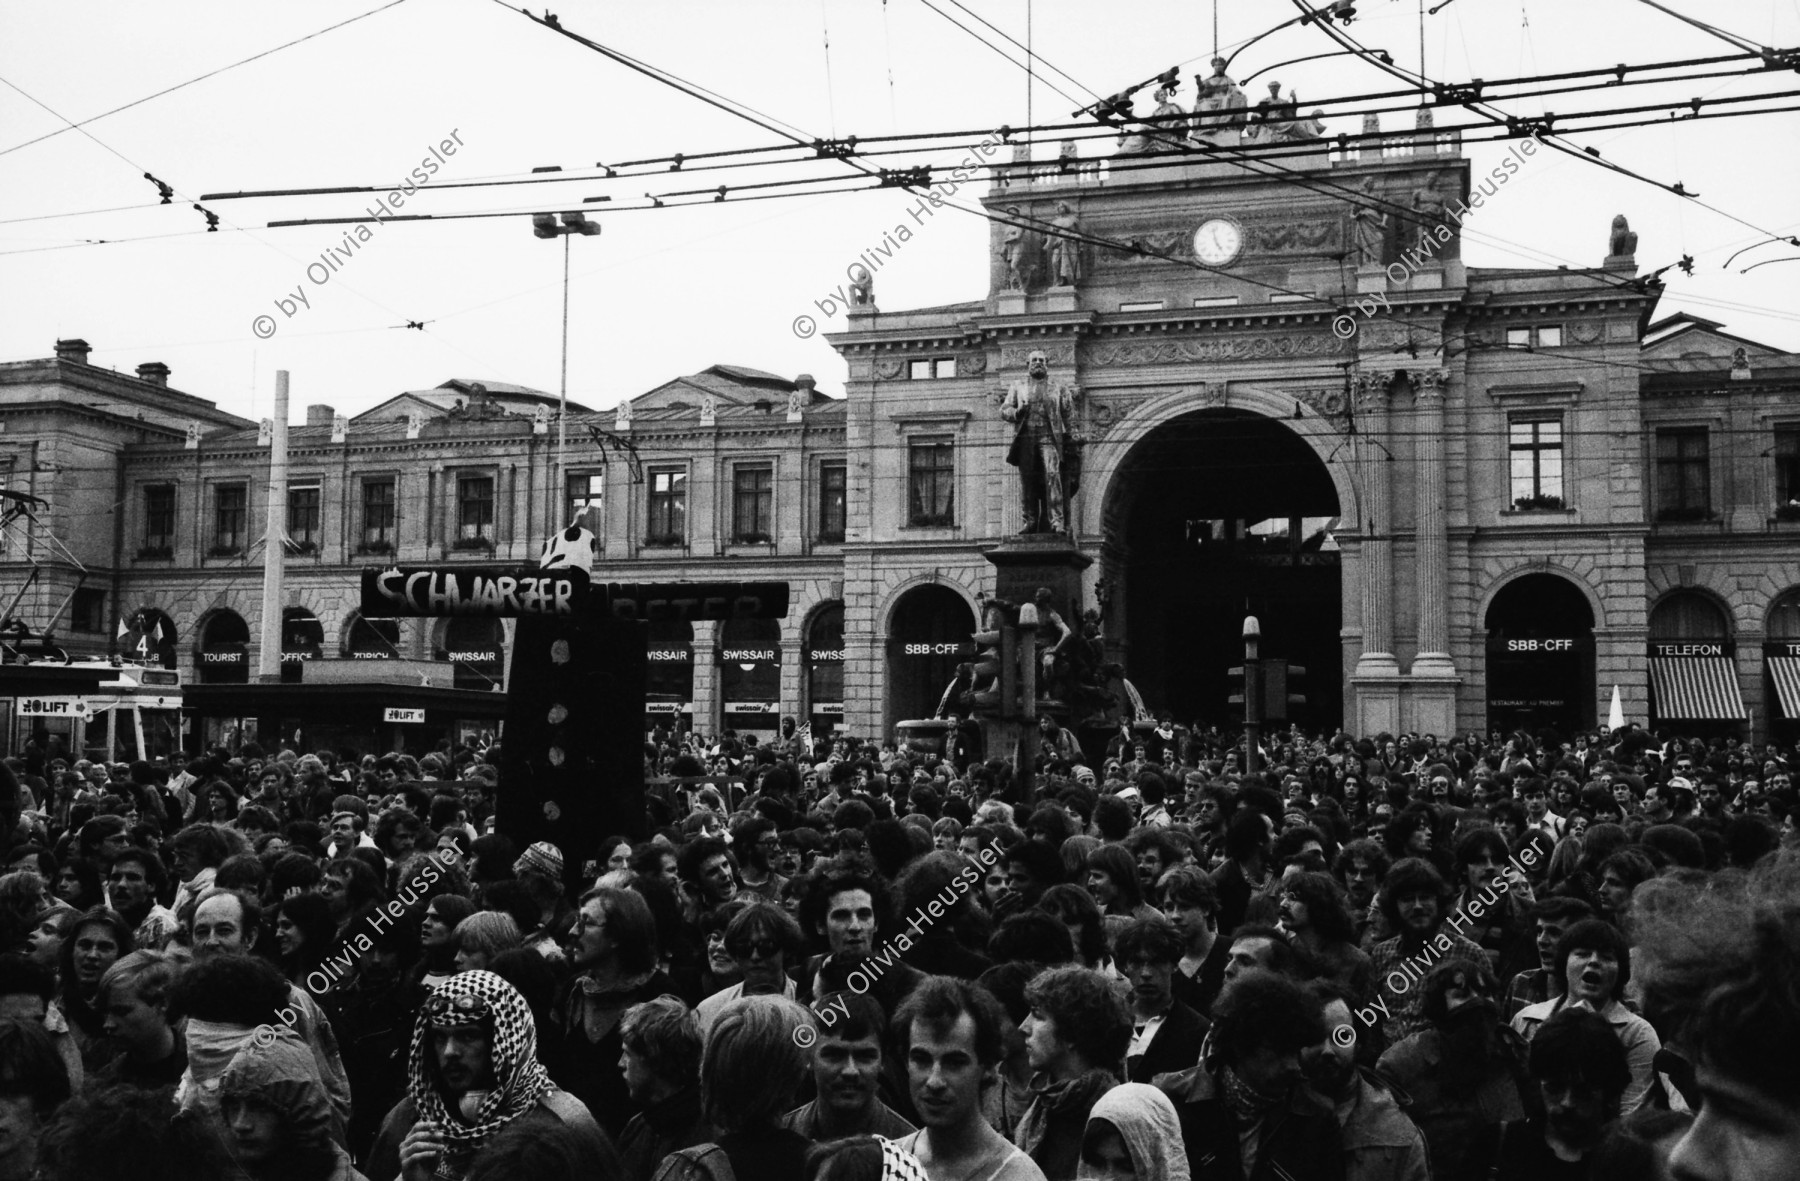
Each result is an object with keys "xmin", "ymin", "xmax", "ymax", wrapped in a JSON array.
[
  {"xmin": 1243, "ymin": 614, "xmax": 1262, "ymax": 778},
  {"xmin": 532, "ymin": 211, "xmax": 601, "ymax": 528}
]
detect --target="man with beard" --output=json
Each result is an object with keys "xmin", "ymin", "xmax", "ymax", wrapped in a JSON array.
[
  {"xmin": 1016, "ymin": 965, "xmax": 1129, "ymax": 1180},
  {"xmin": 1114, "ymin": 916, "xmax": 1207, "ymax": 1083},
  {"xmin": 1366, "ymin": 859, "xmax": 1488, "ymax": 1045},
  {"xmin": 1303, "ymin": 984, "xmax": 1431, "ymax": 1181},
  {"xmin": 797, "ymin": 871, "xmax": 924, "ymax": 1019},
  {"xmin": 1154, "ymin": 968, "xmax": 1345, "ymax": 1181},
  {"xmin": 783, "ymin": 990, "xmax": 915, "ymax": 1140},
  {"xmin": 1492, "ymin": 1008, "xmax": 1628, "ymax": 1179},
  {"xmin": 1502, "ymin": 897, "xmax": 1593, "ymax": 1020},
  {"xmin": 1512, "ymin": 918, "xmax": 1660, "ymax": 1115},
  {"xmin": 552, "ymin": 887, "xmax": 667, "ymax": 1141},
  {"xmin": 1334, "ymin": 839, "xmax": 1390, "ymax": 948},
  {"xmin": 105, "ymin": 848, "xmax": 177, "ymax": 952},
  {"xmin": 1378, "ymin": 959, "xmax": 1529, "ymax": 1181},
  {"xmin": 369, "ymin": 971, "xmax": 617, "ymax": 1181}
]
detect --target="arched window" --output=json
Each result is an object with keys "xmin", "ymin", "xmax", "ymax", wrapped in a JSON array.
[
  {"xmin": 1649, "ymin": 592, "xmax": 1729, "ymax": 640},
  {"xmin": 806, "ymin": 603, "xmax": 846, "ymax": 727},
  {"xmin": 719, "ymin": 617, "xmax": 781, "ymax": 727}
]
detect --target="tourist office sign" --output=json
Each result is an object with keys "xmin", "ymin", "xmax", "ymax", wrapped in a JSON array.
[{"xmin": 361, "ymin": 567, "xmax": 789, "ymax": 621}]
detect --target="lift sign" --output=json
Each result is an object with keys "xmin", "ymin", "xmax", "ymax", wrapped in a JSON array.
[
  {"xmin": 1506, "ymin": 639, "xmax": 1575, "ymax": 652},
  {"xmin": 384, "ymin": 708, "xmax": 426, "ymax": 724},
  {"xmin": 18, "ymin": 698, "xmax": 87, "ymax": 717}
]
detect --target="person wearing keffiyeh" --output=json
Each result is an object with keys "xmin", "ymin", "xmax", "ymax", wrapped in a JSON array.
[
  {"xmin": 1152, "ymin": 969, "xmax": 1347, "ymax": 1181},
  {"xmin": 365, "ymin": 971, "xmax": 620, "ymax": 1181}
]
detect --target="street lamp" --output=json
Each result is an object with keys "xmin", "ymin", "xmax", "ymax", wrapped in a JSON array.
[
  {"xmin": 531, "ymin": 210, "xmax": 601, "ymax": 528},
  {"xmin": 1243, "ymin": 614, "xmax": 1262, "ymax": 778}
]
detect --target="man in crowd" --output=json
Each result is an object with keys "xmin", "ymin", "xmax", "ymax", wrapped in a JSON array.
[
  {"xmin": 369, "ymin": 970, "xmax": 617, "ymax": 1181},
  {"xmin": 106, "ymin": 848, "xmax": 177, "ymax": 951},
  {"xmin": 783, "ymin": 990, "xmax": 915, "ymax": 1140},
  {"xmin": 1492, "ymin": 1008, "xmax": 1629, "ymax": 1177},
  {"xmin": 1303, "ymin": 983, "xmax": 1431, "ymax": 1181},
  {"xmin": 616, "ymin": 995, "xmax": 706, "ymax": 1181},
  {"xmin": 1155, "ymin": 968, "xmax": 1345, "ymax": 1180},
  {"xmin": 1016, "ymin": 965, "xmax": 1131, "ymax": 1179},
  {"xmin": 1114, "ymin": 916, "xmax": 1207, "ymax": 1083},
  {"xmin": 892, "ymin": 976, "xmax": 1045, "ymax": 1181},
  {"xmin": 800, "ymin": 870, "xmax": 923, "ymax": 1016},
  {"xmin": 1503, "ymin": 896, "xmax": 1593, "ymax": 1019},
  {"xmin": 1366, "ymin": 859, "xmax": 1488, "ymax": 1044},
  {"xmin": 1158, "ymin": 865, "xmax": 1226, "ymax": 1016}
]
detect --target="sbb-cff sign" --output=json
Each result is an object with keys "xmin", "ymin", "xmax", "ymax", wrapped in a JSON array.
[
  {"xmin": 1506, "ymin": 639, "xmax": 1576, "ymax": 652},
  {"xmin": 905, "ymin": 641, "xmax": 974, "ymax": 657}
]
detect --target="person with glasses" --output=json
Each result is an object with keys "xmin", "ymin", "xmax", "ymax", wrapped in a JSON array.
[
  {"xmin": 695, "ymin": 902, "xmax": 805, "ymax": 1037},
  {"xmin": 369, "ymin": 971, "xmax": 618, "ymax": 1181},
  {"xmin": 729, "ymin": 817, "xmax": 785, "ymax": 903}
]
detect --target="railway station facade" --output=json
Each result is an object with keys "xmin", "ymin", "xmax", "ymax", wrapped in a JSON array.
[{"xmin": 5, "ymin": 116, "xmax": 1799, "ymax": 750}]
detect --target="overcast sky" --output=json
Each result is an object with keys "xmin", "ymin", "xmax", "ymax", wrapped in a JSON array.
[{"xmin": 4, "ymin": 0, "xmax": 1797, "ymax": 421}]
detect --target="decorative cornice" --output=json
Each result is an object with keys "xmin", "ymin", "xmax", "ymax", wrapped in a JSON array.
[{"xmin": 1085, "ymin": 332, "xmax": 1347, "ymax": 368}]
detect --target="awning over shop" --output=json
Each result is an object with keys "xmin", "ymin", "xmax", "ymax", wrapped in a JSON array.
[
  {"xmin": 1768, "ymin": 656, "xmax": 1800, "ymax": 719},
  {"xmin": 1649, "ymin": 657, "xmax": 1747, "ymax": 721}
]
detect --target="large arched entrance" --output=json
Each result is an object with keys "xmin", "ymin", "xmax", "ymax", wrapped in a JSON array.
[
  {"xmin": 886, "ymin": 584, "xmax": 977, "ymax": 731},
  {"xmin": 1109, "ymin": 409, "xmax": 1341, "ymax": 729},
  {"xmin": 1485, "ymin": 573, "xmax": 1596, "ymax": 740}
]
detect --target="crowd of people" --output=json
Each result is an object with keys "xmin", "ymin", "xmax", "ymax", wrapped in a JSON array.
[{"xmin": 0, "ymin": 715, "xmax": 1796, "ymax": 1181}]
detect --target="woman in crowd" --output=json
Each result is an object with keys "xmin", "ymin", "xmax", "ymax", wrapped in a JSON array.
[
  {"xmin": 451, "ymin": 911, "xmax": 522, "ymax": 973},
  {"xmin": 274, "ymin": 893, "xmax": 339, "ymax": 990},
  {"xmin": 50, "ymin": 907, "xmax": 132, "ymax": 1073},
  {"xmin": 414, "ymin": 895, "xmax": 476, "ymax": 993}
]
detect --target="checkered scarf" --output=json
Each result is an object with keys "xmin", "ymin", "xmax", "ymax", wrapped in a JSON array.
[{"xmin": 407, "ymin": 972, "xmax": 554, "ymax": 1157}]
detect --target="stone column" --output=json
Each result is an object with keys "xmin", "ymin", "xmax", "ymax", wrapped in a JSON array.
[
  {"xmin": 1351, "ymin": 369, "xmax": 1401, "ymax": 734},
  {"xmin": 1412, "ymin": 369, "xmax": 1455, "ymax": 675},
  {"xmin": 1408, "ymin": 368, "xmax": 1460, "ymax": 735},
  {"xmin": 1353, "ymin": 369, "xmax": 1399, "ymax": 676}
]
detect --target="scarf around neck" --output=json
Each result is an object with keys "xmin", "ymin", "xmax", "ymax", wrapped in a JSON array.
[
  {"xmin": 1222, "ymin": 1064, "xmax": 1285, "ymax": 1124},
  {"xmin": 1016, "ymin": 1068, "xmax": 1117, "ymax": 1157}
]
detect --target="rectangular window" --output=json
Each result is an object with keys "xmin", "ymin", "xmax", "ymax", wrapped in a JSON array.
[
  {"xmin": 456, "ymin": 475, "xmax": 495, "ymax": 543},
  {"xmin": 1505, "ymin": 327, "xmax": 1532, "ymax": 347},
  {"xmin": 731, "ymin": 465, "xmax": 773, "ymax": 542},
  {"xmin": 565, "ymin": 472, "xmax": 604, "ymax": 531},
  {"xmin": 1192, "ymin": 295, "xmax": 1241, "ymax": 308},
  {"xmin": 1776, "ymin": 427, "xmax": 1800, "ymax": 512},
  {"xmin": 647, "ymin": 468, "xmax": 687, "ymax": 545},
  {"xmin": 1537, "ymin": 325, "xmax": 1564, "ymax": 347},
  {"xmin": 144, "ymin": 485, "xmax": 175, "ymax": 551},
  {"xmin": 908, "ymin": 358, "xmax": 957, "ymax": 379},
  {"xmin": 817, "ymin": 462, "xmax": 847, "ymax": 542},
  {"xmin": 1508, "ymin": 417, "xmax": 1564, "ymax": 508},
  {"xmin": 1120, "ymin": 300, "xmax": 1167, "ymax": 312},
  {"xmin": 1656, "ymin": 427, "xmax": 1711, "ymax": 520},
  {"xmin": 71, "ymin": 588, "xmax": 107, "ymax": 634},
  {"xmin": 213, "ymin": 485, "xmax": 246, "ymax": 553},
  {"xmin": 361, "ymin": 479, "xmax": 396, "ymax": 550},
  {"xmin": 908, "ymin": 439, "xmax": 955, "ymax": 526},
  {"xmin": 288, "ymin": 483, "xmax": 321, "ymax": 550}
]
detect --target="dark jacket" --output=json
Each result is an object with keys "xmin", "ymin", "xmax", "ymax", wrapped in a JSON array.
[
  {"xmin": 1127, "ymin": 1000, "xmax": 1209, "ymax": 1083},
  {"xmin": 1154, "ymin": 1063, "xmax": 1346, "ymax": 1181},
  {"xmin": 619, "ymin": 1086, "xmax": 708, "ymax": 1181}
]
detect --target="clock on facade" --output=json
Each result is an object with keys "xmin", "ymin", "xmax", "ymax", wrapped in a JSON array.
[{"xmin": 1192, "ymin": 218, "xmax": 1243, "ymax": 266}]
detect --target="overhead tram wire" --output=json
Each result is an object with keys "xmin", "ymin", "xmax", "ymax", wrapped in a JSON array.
[
  {"xmin": 185, "ymin": 45, "xmax": 1784, "ymax": 202},
  {"xmin": 0, "ymin": 0, "xmax": 412, "ymax": 159},
  {"xmin": 1287, "ymin": 0, "xmax": 1799, "ymax": 242}
]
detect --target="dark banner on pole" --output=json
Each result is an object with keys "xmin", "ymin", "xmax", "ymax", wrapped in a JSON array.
[
  {"xmin": 362, "ymin": 569, "xmax": 786, "ymax": 622},
  {"xmin": 362, "ymin": 567, "xmax": 588, "ymax": 618}
]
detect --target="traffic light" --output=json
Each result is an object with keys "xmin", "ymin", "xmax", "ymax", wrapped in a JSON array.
[
  {"xmin": 1228, "ymin": 659, "xmax": 1304, "ymax": 720},
  {"xmin": 968, "ymin": 605, "xmax": 1020, "ymax": 717}
]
